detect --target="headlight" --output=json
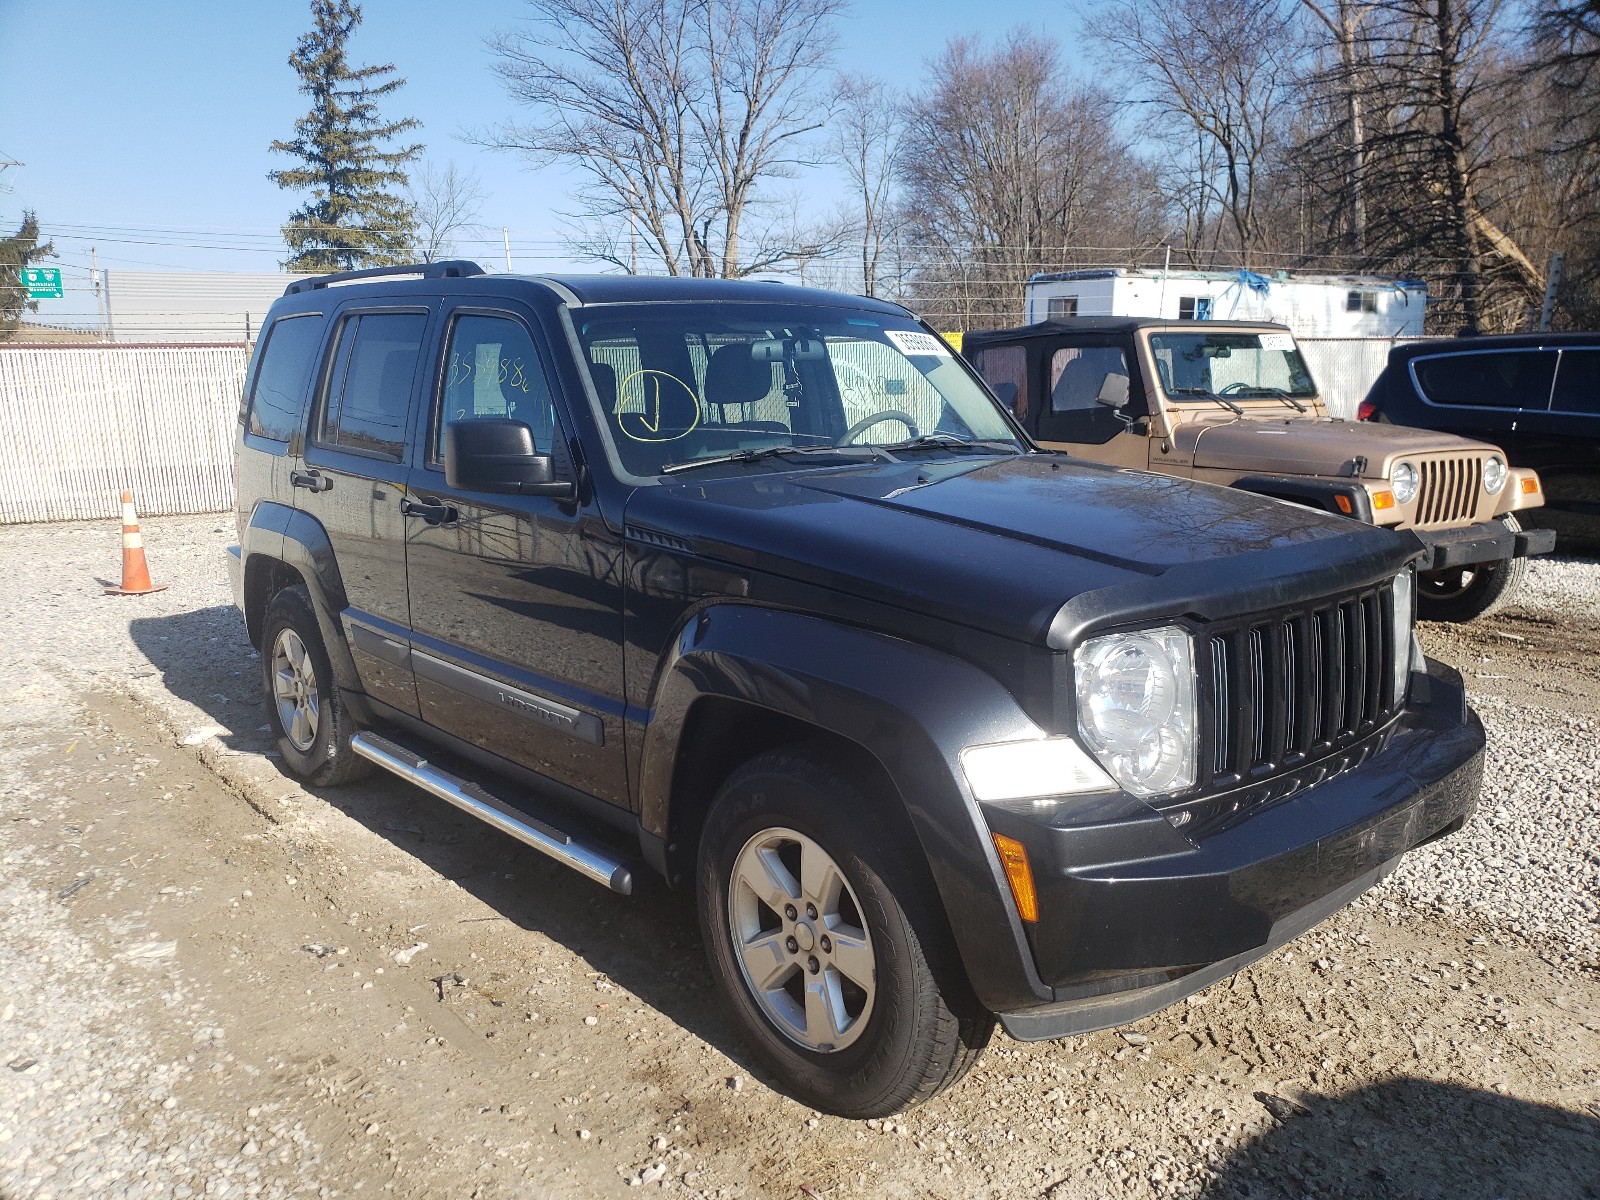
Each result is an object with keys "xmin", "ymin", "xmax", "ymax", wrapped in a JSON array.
[
  {"xmin": 1390, "ymin": 569, "xmax": 1414, "ymax": 708},
  {"xmin": 1074, "ymin": 626, "xmax": 1197, "ymax": 797},
  {"xmin": 1391, "ymin": 461, "xmax": 1419, "ymax": 506},
  {"xmin": 1484, "ymin": 456, "xmax": 1507, "ymax": 494}
]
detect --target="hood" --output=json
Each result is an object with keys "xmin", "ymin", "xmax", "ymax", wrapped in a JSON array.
[
  {"xmin": 623, "ymin": 454, "xmax": 1416, "ymax": 645},
  {"xmin": 1186, "ymin": 415, "xmax": 1500, "ymax": 478}
]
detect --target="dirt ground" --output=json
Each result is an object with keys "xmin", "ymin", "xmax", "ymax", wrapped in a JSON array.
[{"xmin": 0, "ymin": 516, "xmax": 1596, "ymax": 1199}]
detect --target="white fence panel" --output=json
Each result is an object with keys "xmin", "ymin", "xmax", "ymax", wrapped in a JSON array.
[
  {"xmin": 0, "ymin": 345, "xmax": 249, "ymax": 524},
  {"xmin": 1297, "ymin": 336, "xmax": 1439, "ymax": 418}
]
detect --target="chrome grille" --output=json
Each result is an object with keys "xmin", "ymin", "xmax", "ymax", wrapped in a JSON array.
[
  {"xmin": 1416, "ymin": 457, "xmax": 1483, "ymax": 526},
  {"xmin": 1201, "ymin": 583, "xmax": 1396, "ymax": 790}
]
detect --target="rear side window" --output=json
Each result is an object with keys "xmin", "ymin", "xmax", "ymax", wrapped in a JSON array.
[
  {"xmin": 1551, "ymin": 348, "xmax": 1600, "ymax": 414},
  {"xmin": 321, "ymin": 313, "xmax": 428, "ymax": 459},
  {"xmin": 1411, "ymin": 350, "xmax": 1556, "ymax": 410},
  {"xmin": 971, "ymin": 344, "xmax": 1029, "ymax": 420},
  {"xmin": 247, "ymin": 314, "xmax": 324, "ymax": 442}
]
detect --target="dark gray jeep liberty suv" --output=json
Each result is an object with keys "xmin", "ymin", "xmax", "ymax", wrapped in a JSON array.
[{"xmin": 228, "ymin": 262, "xmax": 1484, "ymax": 1117}]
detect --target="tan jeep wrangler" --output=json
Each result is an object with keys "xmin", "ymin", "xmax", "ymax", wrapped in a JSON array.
[{"xmin": 963, "ymin": 318, "xmax": 1555, "ymax": 621}]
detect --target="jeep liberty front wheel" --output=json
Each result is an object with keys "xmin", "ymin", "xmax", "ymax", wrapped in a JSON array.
[
  {"xmin": 260, "ymin": 584, "xmax": 370, "ymax": 786},
  {"xmin": 1417, "ymin": 513, "xmax": 1529, "ymax": 623},
  {"xmin": 697, "ymin": 750, "xmax": 992, "ymax": 1117}
]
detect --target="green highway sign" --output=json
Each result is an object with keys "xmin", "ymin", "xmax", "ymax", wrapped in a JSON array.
[{"xmin": 23, "ymin": 267, "xmax": 62, "ymax": 299}]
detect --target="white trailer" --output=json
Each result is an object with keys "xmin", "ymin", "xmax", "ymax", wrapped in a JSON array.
[{"xmin": 1022, "ymin": 268, "xmax": 1427, "ymax": 338}]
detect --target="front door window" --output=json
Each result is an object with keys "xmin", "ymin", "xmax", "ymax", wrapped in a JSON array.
[{"xmin": 1039, "ymin": 345, "xmax": 1138, "ymax": 445}]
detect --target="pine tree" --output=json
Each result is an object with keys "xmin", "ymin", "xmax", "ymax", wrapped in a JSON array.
[
  {"xmin": 269, "ymin": 0, "xmax": 422, "ymax": 272},
  {"xmin": 0, "ymin": 212, "xmax": 54, "ymax": 341}
]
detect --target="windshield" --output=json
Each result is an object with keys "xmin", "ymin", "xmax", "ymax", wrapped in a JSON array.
[
  {"xmin": 1148, "ymin": 331, "xmax": 1317, "ymax": 400},
  {"xmin": 569, "ymin": 302, "xmax": 1022, "ymax": 477}
]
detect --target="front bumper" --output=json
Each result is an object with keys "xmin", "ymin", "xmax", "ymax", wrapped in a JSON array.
[
  {"xmin": 985, "ymin": 657, "xmax": 1484, "ymax": 1041},
  {"xmin": 226, "ymin": 544, "xmax": 245, "ymax": 614},
  {"xmin": 1416, "ymin": 519, "xmax": 1556, "ymax": 570}
]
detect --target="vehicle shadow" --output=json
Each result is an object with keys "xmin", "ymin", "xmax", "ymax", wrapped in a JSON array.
[
  {"xmin": 1199, "ymin": 1078, "xmax": 1600, "ymax": 1200},
  {"xmin": 127, "ymin": 605, "xmax": 750, "ymax": 1075}
]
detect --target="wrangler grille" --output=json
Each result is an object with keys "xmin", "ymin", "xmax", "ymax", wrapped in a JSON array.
[
  {"xmin": 1199, "ymin": 583, "xmax": 1397, "ymax": 791},
  {"xmin": 1416, "ymin": 457, "xmax": 1484, "ymax": 526}
]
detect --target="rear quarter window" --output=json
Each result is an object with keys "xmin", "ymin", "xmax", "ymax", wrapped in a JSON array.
[
  {"xmin": 246, "ymin": 314, "xmax": 325, "ymax": 443},
  {"xmin": 1411, "ymin": 350, "xmax": 1556, "ymax": 410}
]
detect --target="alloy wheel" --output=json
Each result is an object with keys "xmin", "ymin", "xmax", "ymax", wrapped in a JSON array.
[
  {"xmin": 727, "ymin": 827, "xmax": 876, "ymax": 1052},
  {"xmin": 271, "ymin": 628, "xmax": 320, "ymax": 753}
]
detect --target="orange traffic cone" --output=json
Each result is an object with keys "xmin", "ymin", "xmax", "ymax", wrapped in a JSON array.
[{"xmin": 104, "ymin": 490, "xmax": 168, "ymax": 596}]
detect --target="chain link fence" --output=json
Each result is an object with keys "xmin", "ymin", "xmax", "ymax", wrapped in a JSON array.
[
  {"xmin": 0, "ymin": 345, "xmax": 249, "ymax": 524},
  {"xmin": 1295, "ymin": 337, "xmax": 1439, "ymax": 418}
]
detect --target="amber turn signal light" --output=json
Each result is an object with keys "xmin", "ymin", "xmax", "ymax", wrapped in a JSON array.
[
  {"xmin": 1521, "ymin": 477, "xmax": 1540, "ymax": 494},
  {"xmin": 1334, "ymin": 494, "xmax": 1353, "ymax": 515},
  {"xmin": 1372, "ymin": 491, "xmax": 1396, "ymax": 510},
  {"xmin": 992, "ymin": 833, "xmax": 1039, "ymax": 923}
]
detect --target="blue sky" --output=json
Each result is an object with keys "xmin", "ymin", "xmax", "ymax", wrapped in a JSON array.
[{"xmin": 0, "ymin": 1, "xmax": 1090, "ymax": 324}]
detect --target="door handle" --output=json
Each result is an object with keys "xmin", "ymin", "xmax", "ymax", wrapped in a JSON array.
[
  {"xmin": 290, "ymin": 469, "xmax": 333, "ymax": 493},
  {"xmin": 402, "ymin": 497, "xmax": 458, "ymax": 525}
]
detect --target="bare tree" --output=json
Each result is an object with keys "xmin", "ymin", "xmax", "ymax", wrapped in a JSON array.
[
  {"xmin": 1532, "ymin": 0, "xmax": 1600, "ymax": 150},
  {"xmin": 1088, "ymin": 0, "xmax": 1305, "ymax": 267},
  {"xmin": 409, "ymin": 161, "xmax": 487, "ymax": 262},
  {"xmin": 827, "ymin": 74, "xmax": 904, "ymax": 297},
  {"xmin": 486, "ymin": 0, "xmax": 843, "ymax": 277},
  {"xmin": 1301, "ymin": 0, "xmax": 1540, "ymax": 329},
  {"xmin": 897, "ymin": 30, "xmax": 1165, "ymax": 329},
  {"xmin": 1298, "ymin": 0, "xmax": 1380, "ymax": 254}
]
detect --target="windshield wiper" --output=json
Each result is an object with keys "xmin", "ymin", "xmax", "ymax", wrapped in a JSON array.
[
  {"xmin": 1224, "ymin": 386, "xmax": 1309, "ymax": 413},
  {"xmin": 880, "ymin": 433, "xmax": 1023, "ymax": 455},
  {"xmin": 1168, "ymin": 387, "xmax": 1244, "ymax": 415},
  {"xmin": 660, "ymin": 444, "xmax": 892, "ymax": 475}
]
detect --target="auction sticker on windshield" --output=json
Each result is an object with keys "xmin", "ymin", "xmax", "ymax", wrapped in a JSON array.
[
  {"xmin": 1259, "ymin": 333, "xmax": 1296, "ymax": 351},
  {"xmin": 885, "ymin": 329, "xmax": 951, "ymax": 357}
]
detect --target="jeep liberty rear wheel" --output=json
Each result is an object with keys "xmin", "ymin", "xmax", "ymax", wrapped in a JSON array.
[
  {"xmin": 260, "ymin": 585, "xmax": 370, "ymax": 786},
  {"xmin": 1417, "ymin": 513, "xmax": 1529, "ymax": 623},
  {"xmin": 697, "ymin": 750, "xmax": 992, "ymax": 1117}
]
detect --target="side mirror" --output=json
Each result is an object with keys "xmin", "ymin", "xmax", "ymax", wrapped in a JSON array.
[
  {"xmin": 444, "ymin": 419, "xmax": 575, "ymax": 498},
  {"xmin": 1096, "ymin": 374, "xmax": 1130, "ymax": 409}
]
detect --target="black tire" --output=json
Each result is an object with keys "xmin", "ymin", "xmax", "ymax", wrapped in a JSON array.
[
  {"xmin": 260, "ymin": 584, "xmax": 371, "ymax": 786},
  {"xmin": 697, "ymin": 749, "xmax": 993, "ymax": 1117},
  {"xmin": 1417, "ymin": 513, "xmax": 1529, "ymax": 623}
]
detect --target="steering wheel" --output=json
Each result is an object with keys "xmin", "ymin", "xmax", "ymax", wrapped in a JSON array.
[{"xmin": 836, "ymin": 409, "xmax": 919, "ymax": 446}]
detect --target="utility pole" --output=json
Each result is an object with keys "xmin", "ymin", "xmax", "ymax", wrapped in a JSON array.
[
  {"xmin": 91, "ymin": 246, "xmax": 109, "ymax": 341},
  {"xmin": 502, "ymin": 228, "xmax": 513, "ymax": 273},
  {"xmin": 1538, "ymin": 251, "xmax": 1564, "ymax": 332}
]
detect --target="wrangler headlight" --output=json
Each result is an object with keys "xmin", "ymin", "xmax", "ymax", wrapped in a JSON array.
[
  {"xmin": 1391, "ymin": 568, "xmax": 1415, "ymax": 708},
  {"xmin": 1073, "ymin": 626, "xmax": 1197, "ymax": 797},
  {"xmin": 1484, "ymin": 456, "xmax": 1507, "ymax": 495},
  {"xmin": 1391, "ymin": 461, "xmax": 1419, "ymax": 506}
]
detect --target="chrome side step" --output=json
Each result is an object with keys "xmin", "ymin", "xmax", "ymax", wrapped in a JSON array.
[{"xmin": 350, "ymin": 732, "xmax": 633, "ymax": 895}]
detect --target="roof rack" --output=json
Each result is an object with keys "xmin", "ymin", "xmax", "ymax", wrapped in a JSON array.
[{"xmin": 284, "ymin": 259, "xmax": 486, "ymax": 295}]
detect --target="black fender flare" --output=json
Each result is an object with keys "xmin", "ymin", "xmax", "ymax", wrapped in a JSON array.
[
  {"xmin": 1230, "ymin": 474, "xmax": 1375, "ymax": 523},
  {"xmin": 638, "ymin": 603, "xmax": 1055, "ymax": 1012},
  {"xmin": 239, "ymin": 501, "xmax": 365, "ymax": 704}
]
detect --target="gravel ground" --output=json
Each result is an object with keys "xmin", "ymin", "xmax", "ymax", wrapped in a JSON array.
[{"xmin": 0, "ymin": 514, "xmax": 1596, "ymax": 1199}]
